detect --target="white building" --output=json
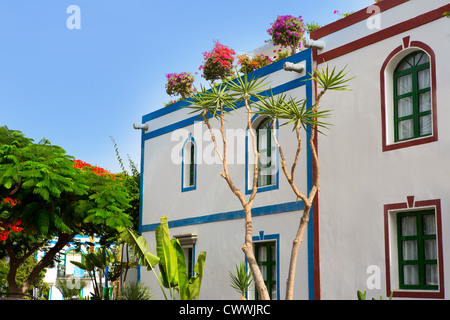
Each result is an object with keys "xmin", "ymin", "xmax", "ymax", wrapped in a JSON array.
[
  {"xmin": 311, "ymin": 0, "xmax": 450, "ymax": 299},
  {"xmin": 42, "ymin": 235, "xmax": 109, "ymax": 300},
  {"xmin": 137, "ymin": 0, "xmax": 450, "ymax": 299},
  {"xmin": 138, "ymin": 49, "xmax": 315, "ymax": 300}
]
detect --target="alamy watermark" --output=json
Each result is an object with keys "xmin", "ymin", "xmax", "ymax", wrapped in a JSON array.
[
  {"xmin": 66, "ymin": 5, "xmax": 81, "ymax": 30},
  {"xmin": 366, "ymin": 5, "xmax": 381, "ymax": 30},
  {"xmin": 170, "ymin": 122, "xmax": 277, "ymax": 170},
  {"xmin": 366, "ymin": 265, "xmax": 381, "ymax": 290}
]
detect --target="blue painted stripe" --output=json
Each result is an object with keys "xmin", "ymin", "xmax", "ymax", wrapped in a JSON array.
[{"xmin": 141, "ymin": 200, "xmax": 305, "ymax": 232}]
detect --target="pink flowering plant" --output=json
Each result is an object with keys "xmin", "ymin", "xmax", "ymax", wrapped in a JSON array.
[
  {"xmin": 333, "ymin": 10, "xmax": 354, "ymax": 18},
  {"xmin": 267, "ymin": 15, "xmax": 306, "ymax": 56},
  {"xmin": 199, "ymin": 40, "xmax": 236, "ymax": 82},
  {"xmin": 165, "ymin": 72, "xmax": 196, "ymax": 100}
]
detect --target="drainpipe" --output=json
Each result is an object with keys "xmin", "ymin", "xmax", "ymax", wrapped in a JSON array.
[
  {"xmin": 283, "ymin": 62, "xmax": 305, "ymax": 73},
  {"xmin": 133, "ymin": 123, "xmax": 148, "ymax": 131},
  {"xmin": 302, "ymin": 38, "xmax": 325, "ymax": 50}
]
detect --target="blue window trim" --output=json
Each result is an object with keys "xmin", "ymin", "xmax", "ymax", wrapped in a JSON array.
[
  {"xmin": 138, "ymin": 49, "xmax": 316, "ymax": 299},
  {"xmin": 191, "ymin": 244, "xmax": 196, "ymax": 277},
  {"xmin": 181, "ymin": 133, "xmax": 197, "ymax": 192},
  {"xmin": 250, "ymin": 231, "xmax": 280, "ymax": 300},
  {"xmin": 245, "ymin": 114, "xmax": 279, "ymax": 195}
]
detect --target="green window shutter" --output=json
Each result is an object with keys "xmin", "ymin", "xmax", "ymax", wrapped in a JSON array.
[
  {"xmin": 397, "ymin": 209, "xmax": 438, "ymax": 290},
  {"xmin": 393, "ymin": 51, "xmax": 432, "ymax": 142},
  {"xmin": 256, "ymin": 118, "xmax": 275, "ymax": 187},
  {"xmin": 254, "ymin": 241, "xmax": 277, "ymax": 300}
]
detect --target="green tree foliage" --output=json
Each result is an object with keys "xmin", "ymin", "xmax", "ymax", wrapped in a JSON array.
[
  {"xmin": 0, "ymin": 126, "xmax": 133, "ymax": 294},
  {"xmin": 0, "ymin": 255, "xmax": 49, "ymax": 299}
]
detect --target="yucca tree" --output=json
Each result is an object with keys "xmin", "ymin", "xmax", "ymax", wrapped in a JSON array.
[
  {"xmin": 185, "ymin": 71, "xmax": 271, "ymax": 300},
  {"xmin": 119, "ymin": 281, "xmax": 153, "ymax": 300},
  {"xmin": 255, "ymin": 64, "xmax": 352, "ymax": 299},
  {"xmin": 229, "ymin": 261, "xmax": 254, "ymax": 299}
]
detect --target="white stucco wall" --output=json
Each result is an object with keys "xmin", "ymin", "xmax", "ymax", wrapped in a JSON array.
[
  {"xmin": 315, "ymin": 0, "xmax": 450, "ymax": 299},
  {"xmin": 139, "ymin": 50, "xmax": 317, "ymax": 300}
]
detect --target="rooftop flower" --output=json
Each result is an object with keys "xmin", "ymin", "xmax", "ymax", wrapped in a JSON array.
[
  {"xmin": 165, "ymin": 72, "xmax": 196, "ymax": 100},
  {"xmin": 267, "ymin": 15, "xmax": 306, "ymax": 56},
  {"xmin": 199, "ymin": 40, "xmax": 236, "ymax": 82}
]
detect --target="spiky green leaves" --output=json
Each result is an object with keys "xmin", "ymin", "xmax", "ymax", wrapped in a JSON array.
[
  {"xmin": 255, "ymin": 93, "xmax": 332, "ymax": 134},
  {"xmin": 187, "ymin": 82, "xmax": 237, "ymax": 120},
  {"xmin": 255, "ymin": 64, "xmax": 352, "ymax": 134},
  {"xmin": 310, "ymin": 64, "xmax": 353, "ymax": 92},
  {"xmin": 226, "ymin": 70, "xmax": 269, "ymax": 103},
  {"xmin": 186, "ymin": 70, "xmax": 269, "ymax": 120},
  {"xmin": 229, "ymin": 261, "xmax": 254, "ymax": 296}
]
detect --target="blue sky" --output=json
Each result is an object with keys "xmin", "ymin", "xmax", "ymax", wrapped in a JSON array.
[{"xmin": 0, "ymin": 0, "xmax": 375, "ymax": 173}]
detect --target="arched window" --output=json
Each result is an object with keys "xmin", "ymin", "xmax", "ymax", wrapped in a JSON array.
[
  {"xmin": 182, "ymin": 135, "xmax": 196, "ymax": 192},
  {"xmin": 380, "ymin": 40, "xmax": 437, "ymax": 152},
  {"xmin": 186, "ymin": 142, "xmax": 195, "ymax": 187},
  {"xmin": 394, "ymin": 51, "xmax": 431, "ymax": 142},
  {"xmin": 256, "ymin": 118, "xmax": 276, "ymax": 188},
  {"xmin": 246, "ymin": 116, "xmax": 278, "ymax": 194}
]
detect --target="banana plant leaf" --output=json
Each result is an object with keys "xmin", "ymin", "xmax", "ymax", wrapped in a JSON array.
[
  {"xmin": 188, "ymin": 251, "xmax": 206, "ymax": 300},
  {"xmin": 70, "ymin": 248, "xmax": 112, "ymax": 271},
  {"xmin": 120, "ymin": 227, "xmax": 159, "ymax": 270},
  {"xmin": 173, "ymin": 239, "xmax": 189, "ymax": 300},
  {"xmin": 155, "ymin": 216, "xmax": 178, "ymax": 288},
  {"xmin": 173, "ymin": 239, "xmax": 206, "ymax": 300}
]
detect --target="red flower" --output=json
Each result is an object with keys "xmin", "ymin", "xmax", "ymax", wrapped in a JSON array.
[
  {"xmin": 0, "ymin": 220, "xmax": 23, "ymax": 241},
  {"xmin": 73, "ymin": 159, "xmax": 92, "ymax": 169},
  {"xmin": 73, "ymin": 159, "xmax": 114, "ymax": 178},
  {"xmin": 199, "ymin": 40, "xmax": 236, "ymax": 81},
  {"xmin": 3, "ymin": 197, "xmax": 20, "ymax": 206}
]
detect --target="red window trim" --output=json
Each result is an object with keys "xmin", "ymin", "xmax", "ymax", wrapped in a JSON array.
[
  {"xmin": 380, "ymin": 39, "xmax": 438, "ymax": 152},
  {"xmin": 384, "ymin": 197, "xmax": 445, "ymax": 299}
]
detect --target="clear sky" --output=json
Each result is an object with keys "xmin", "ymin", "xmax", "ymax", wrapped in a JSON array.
[{"xmin": 0, "ymin": 0, "xmax": 375, "ymax": 173}]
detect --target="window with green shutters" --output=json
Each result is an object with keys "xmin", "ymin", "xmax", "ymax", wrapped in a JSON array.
[
  {"xmin": 393, "ymin": 51, "xmax": 432, "ymax": 142},
  {"xmin": 254, "ymin": 241, "xmax": 277, "ymax": 300},
  {"xmin": 397, "ymin": 210, "xmax": 438, "ymax": 290},
  {"xmin": 182, "ymin": 137, "xmax": 196, "ymax": 192},
  {"xmin": 188, "ymin": 142, "xmax": 195, "ymax": 187},
  {"xmin": 256, "ymin": 118, "xmax": 275, "ymax": 187}
]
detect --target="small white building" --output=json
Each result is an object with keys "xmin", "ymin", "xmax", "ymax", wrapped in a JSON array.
[
  {"xmin": 42, "ymin": 235, "xmax": 108, "ymax": 300},
  {"xmin": 138, "ymin": 49, "xmax": 315, "ymax": 300},
  {"xmin": 137, "ymin": 0, "xmax": 450, "ymax": 299}
]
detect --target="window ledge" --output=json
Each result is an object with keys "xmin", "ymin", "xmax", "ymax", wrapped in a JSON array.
[
  {"xmin": 392, "ymin": 289, "xmax": 444, "ymax": 299},
  {"xmin": 383, "ymin": 134, "xmax": 437, "ymax": 152}
]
